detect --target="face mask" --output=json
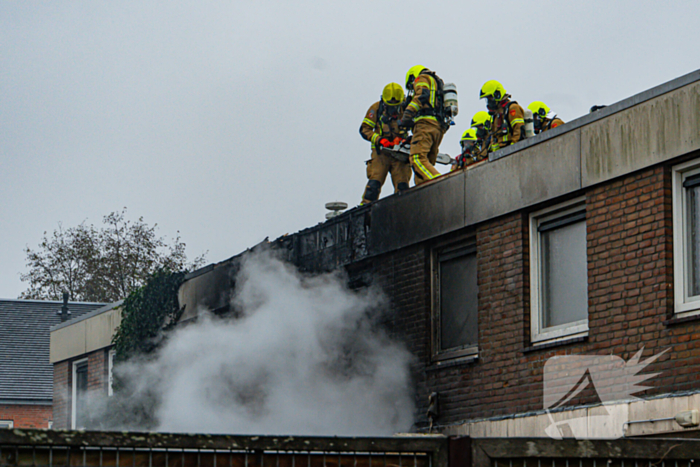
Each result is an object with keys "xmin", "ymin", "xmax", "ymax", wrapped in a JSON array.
[
  {"xmin": 533, "ymin": 115, "xmax": 542, "ymax": 131},
  {"xmin": 461, "ymin": 141, "xmax": 476, "ymax": 153},
  {"xmin": 486, "ymin": 97, "xmax": 499, "ymax": 112}
]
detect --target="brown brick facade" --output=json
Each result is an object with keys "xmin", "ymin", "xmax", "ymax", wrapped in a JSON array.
[
  {"xmin": 0, "ymin": 404, "xmax": 52, "ymax": 429},
  {"xmin": 52, "ymin": 360, "xmax": 70, "ymax": 429},
  {"xmin": 362, "ymin": 162, "xmax": 700, "ymax": 429}
]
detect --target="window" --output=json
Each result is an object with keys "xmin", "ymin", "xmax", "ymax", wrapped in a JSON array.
[
  {"xmin": 432, "ymin": 240, "xmax": 478, "ymax": 360},
  {"xmin": 673, "ymin": 160, "xmax": 700, "ymax": 316},
  {"xmin": 108, "ymin": 349, "xmax": 116, "ymax": 397},
  {"xmin": 0, "ymin": 420, "xmax": 13, "ymax": 429},
  {"xmin": 530, "ymin": 198, "xmax": 588, "ymax": 343},
  {"xmin": 71, "ymin": 359, "xmax": 88, "ymax": 429}
]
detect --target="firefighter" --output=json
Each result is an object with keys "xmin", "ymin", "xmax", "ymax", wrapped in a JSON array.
[
  {"xmin": 359, "ymin": 82, "xmax": 411, "ymax": 205},
  {"xmin": 479, "ymin": 80, "xmax": 525, "ymax": 151},
  {"xmin": 470, "ymin": 111, "xmax": 493, "ymax": 161},
  {"xmin": 399, "ymin": 65, "xmax": 446, "ymax": 186},
  {"xmin": 527, "ymin": 101, "xmax": 565, "ymax": 134},
  {"xmin": 455, "ymin": 128, "xmax": 479, "ymax": 169}
]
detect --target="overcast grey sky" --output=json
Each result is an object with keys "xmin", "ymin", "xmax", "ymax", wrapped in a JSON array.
[{"xmin": 2, "ymin": 1, "xmax": 699, "ymax": 299}]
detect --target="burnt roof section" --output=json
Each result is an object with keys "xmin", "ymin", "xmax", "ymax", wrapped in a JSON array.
[
  {"xmin": 179, "ymin": 68, "xmax": 700, "ymax": 311},
  {"xmin": 0, "ymin": 299, "xmax": 105, "ymax": 404},
  {"xmin": 271, "ymin": 67, "xmax": 700, "ymax": 269}
]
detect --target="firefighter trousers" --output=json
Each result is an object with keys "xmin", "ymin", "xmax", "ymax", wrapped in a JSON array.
[
  {"xmin": 409, "ymin": 119, "xmax": 443, "ymax": 186},
  {"xmin": 361, "ymin": 149, "xmax": 411, "ymax": 204}
]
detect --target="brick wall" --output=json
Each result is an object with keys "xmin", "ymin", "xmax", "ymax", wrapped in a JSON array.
[
  {"xmin": 0, "ymin": 404, "xmax": 52, "ymax": 429},
  {"xmin": 52, "ymin": 360, "xmax": 70, "ymax": 429},
  {"xmin": 367, "ymin": 162, "xmax": 700, "ymax": 428},
  {"xmin": 87, "ymin": 349, "xmax": 108, "ymax": 393},
  {"xmin": 52, "ymin": 348, "xmax": 111, "ymax": 430},
  {"xmin": 349, "ymin": 243, "xmax": 431, "ymax": 423}
]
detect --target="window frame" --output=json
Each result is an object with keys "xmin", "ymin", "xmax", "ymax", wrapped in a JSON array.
[
  {"xmin": 108, "ymin": 349, "xmax": 116, "ymax": 397},
  {"xmin": 0, "ymin": 420, "xmax": 13, "ymax": 429},
  {"xmin": 431, "ymin": 236, "xmax": 479, "ymax": 362},
  {"xmin": 672, "ymin": 159, "xmax": 700, "ymax": 317},
  {"xmin": 71, "ymin": 358, "xmax": 89, "ymax": 430},
  {"xmin": 529, "ymin": 197, "xmax": 589, "ymax": 344}
]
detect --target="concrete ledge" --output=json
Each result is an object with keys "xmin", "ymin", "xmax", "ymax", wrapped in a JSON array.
[
  {"xmin": 491, "ymin": 68, "xmax": 700, "ymax": 162},
  {"xmin": 50, "ymin": 304, "xmax": 122, "ymax": 363}
]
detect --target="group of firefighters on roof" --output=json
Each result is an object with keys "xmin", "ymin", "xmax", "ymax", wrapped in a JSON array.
[{"xmin": 359, "ymin": 65, "xmax": 565, "ymax": 205}]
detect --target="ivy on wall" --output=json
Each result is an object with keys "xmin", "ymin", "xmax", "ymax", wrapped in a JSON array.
[
  {"xmin": 103, "ymin": 268, "xmax": 187, "ymax": 430},
  {"xmin": 112, "ymin": 268, "xmax": 186, "ymax": 363}
]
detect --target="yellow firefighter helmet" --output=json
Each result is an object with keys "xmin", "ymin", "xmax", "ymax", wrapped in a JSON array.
[
  {"xmin": 461, "ymin": 128, "xmax": 478, "ymax": 142},
  {"xmin": 479, "ymin": 80, "xmax": 507, "ymax": 101},
  {"xmin": 470, "ymin": 111, "xmax": 492, "ymax": 130},
  {"xmin": 382, "ymin": 83, "xmax": 404, "ymax": 105},
  {"xmin": 405, "ymin": 65, "xmax": 426, "ymax": 90},
  {"xmin": 528, "ymin": 101, "xmax": 551, "ymax": 118}
]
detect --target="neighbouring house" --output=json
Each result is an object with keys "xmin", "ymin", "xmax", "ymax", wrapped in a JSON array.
[
  {"xmin": 0, "ymin": 298, "xmax": 105, "ymax": 429},
  {"xmin": 49, "ymin": 301, "xmax": 121, "ymax": 430},
  {"xmin": 52, "ymin": 68, "xmax": 700, "ymax": 439}
]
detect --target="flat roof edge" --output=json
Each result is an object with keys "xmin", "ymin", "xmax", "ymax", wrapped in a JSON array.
[
  {"xmin": 50, "ymin": 300, "xmax": 123, "ymax": 332},
  {"xmin": 491, "ymin": 67, "xmax": 700, "ymax": 161}
]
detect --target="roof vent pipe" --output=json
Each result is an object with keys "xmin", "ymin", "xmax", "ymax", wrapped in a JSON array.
[
  {"xmin": 59, "ymin": 291, "xmax": 71, "ymax": 322},
  {"xmin": 325, "ymin": 201, "xmax": 348, "ymax": 220}
]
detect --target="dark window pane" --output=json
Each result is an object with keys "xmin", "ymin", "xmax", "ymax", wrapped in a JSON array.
[
  {"xmin": 542, "ymin": 219, "xmax": 587, "ymax": 328},
  {"xmin": 688, "ymin": 186, "xmax": 700, "ymax": 297},
  {"xmin": 440, "ymin": 252, "xmax": 478, "ymax": 350},
  {"xmin": 75, "ymin": 363, "xmax": 88, "ymax": 428}
]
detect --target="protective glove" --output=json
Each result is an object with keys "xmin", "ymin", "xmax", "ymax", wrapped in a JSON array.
[{"xmin": 378, "ymin": 138, "xmax": 394, "ymax": 148}]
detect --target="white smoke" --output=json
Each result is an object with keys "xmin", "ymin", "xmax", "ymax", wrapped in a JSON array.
[{"xmin": 113, "ymin": 251, "xmax": 415, "ymax": 435}]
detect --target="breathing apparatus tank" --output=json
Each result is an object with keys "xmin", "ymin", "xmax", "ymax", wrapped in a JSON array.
[
  {"xmin": 443, "ymin": 83, "xmax": 458, "ymax": 124},
  {"xmin": 523, "ymin": 108, "xmax": 535, "ymax": 138}
]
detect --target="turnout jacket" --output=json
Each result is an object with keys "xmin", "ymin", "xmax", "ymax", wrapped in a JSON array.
[
  {"xmin": 404, "ymin": 69, "xmax": 442, "ymax": 125},
  {"xmin": 538, "ymin": 116, "xmax": 565, "ymax": 133},
  {"xmin": 490, "ymin": 98, "xmax": 525, "ymax": 151},
  {"xmin": 360, "ymin": 101, "xmax": 407, "ymax": 150}
]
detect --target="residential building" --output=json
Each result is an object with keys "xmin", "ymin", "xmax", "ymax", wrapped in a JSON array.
[
  {"xmin": 180, "ymin": 68, "xmax": 700, "ymax": 438},
  {"xmin": 0, "ymin": 299, "xmax": 104, "ymax": 429},
  {"xmin": 49, "ymin": 302, "xmax": 121, "ymax": 430},
  {"xmin": 52, "ymin": 68, "xmax": 700, "ymax": 438}
]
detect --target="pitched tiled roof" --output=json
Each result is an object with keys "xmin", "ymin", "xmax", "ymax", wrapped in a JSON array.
[{"xmin": 0, "ymin": 299, "xmax": 105, "ymax": 404}]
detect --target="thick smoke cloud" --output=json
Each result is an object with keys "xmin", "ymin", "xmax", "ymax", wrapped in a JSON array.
[{"xmin": 110, "ymin": 251, "xmax": 415, "ymax": 435}]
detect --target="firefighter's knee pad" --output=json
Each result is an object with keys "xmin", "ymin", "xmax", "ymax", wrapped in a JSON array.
[
  {"xmin": 365, "ymin": 180, "xmax": 381, "ymax": 201},
  {"xmin": 397, "ymin": 182, "xmax": 409, "ymax": 191}
]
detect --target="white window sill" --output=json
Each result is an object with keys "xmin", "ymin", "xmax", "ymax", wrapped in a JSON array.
[
  {"xmin": 531, "ymin": 323, "xmax": 588, "ymax": 346},
  {"xmin": 674, "ymin": 299, "xmax": 700, "ymax": 317}
]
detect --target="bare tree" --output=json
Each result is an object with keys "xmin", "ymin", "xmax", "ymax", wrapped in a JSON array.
[{"xmin": 20, "ymin": 209, "xmax": 206, "ymax": 303}]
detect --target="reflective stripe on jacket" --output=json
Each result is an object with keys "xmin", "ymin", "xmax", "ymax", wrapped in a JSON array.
[{"xmin": 359, "ymin": 101, "xmax": 406, "ymax": 150}]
